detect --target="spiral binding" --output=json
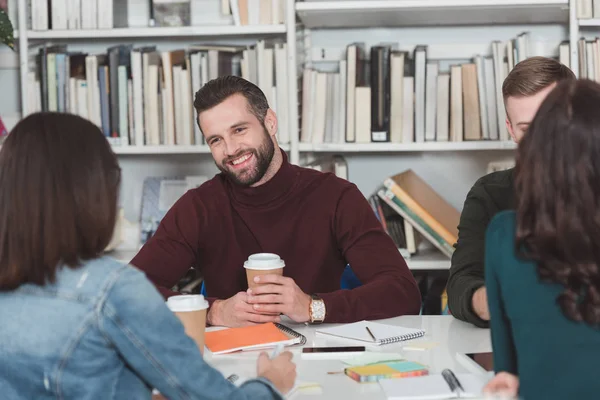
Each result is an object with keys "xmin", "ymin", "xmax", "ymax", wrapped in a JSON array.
[
  {"xmin": 378, "ymin": 330, "xmax": 425, "ymax": 345},
  {"xmin": 275, "ymin": 323, "xmax": 307, "ymax": 345}
]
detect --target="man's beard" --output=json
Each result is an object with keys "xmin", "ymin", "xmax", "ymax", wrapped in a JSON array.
[{"xmin": 217, "ymin": 128, "xmax": 275, "ymax": 187}]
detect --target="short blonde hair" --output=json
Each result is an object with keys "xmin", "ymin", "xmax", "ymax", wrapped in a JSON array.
[{"xmin": 502, "ymin": 56, "xmax": 575, "ymax": 103}]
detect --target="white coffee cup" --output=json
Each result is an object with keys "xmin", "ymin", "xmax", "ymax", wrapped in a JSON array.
[
  {"xmin": 243, "ymin": 253, "xmax": 285, "ymax": 289},
  {"xmin": 166, "ymin": 294, "xmax": 209, "ymax": 354}
]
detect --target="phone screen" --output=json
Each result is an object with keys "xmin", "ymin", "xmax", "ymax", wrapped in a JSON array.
[
  {"xmin": 465, "ymin": 352, "xmax": 494, "ymax": 371},
  {"xmin": 302, "ymin": 346, "xmax": 366, "ymax": 353}
]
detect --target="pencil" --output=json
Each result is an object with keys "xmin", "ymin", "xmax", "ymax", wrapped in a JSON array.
[{"xmin": 366, "ymin": 326, "xmax": 377, "ymax": 342}]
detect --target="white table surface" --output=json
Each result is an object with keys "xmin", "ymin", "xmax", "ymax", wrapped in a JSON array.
[{"xmin": 204, "ymin": 315, "xmax": 492, "ymax": 399}]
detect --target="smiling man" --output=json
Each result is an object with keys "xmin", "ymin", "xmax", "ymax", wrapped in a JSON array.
[
  {"xmin": 131, "ymin": 76, "xmax": 421, "ymax": 327},
  {"xmin": 447, "ymin": 57, "xmax": 575, "ymax": 327}
]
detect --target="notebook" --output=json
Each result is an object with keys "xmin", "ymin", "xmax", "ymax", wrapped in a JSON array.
[
  {"xmin": 205, "ymin": 322, "xmax": 306, "ymax": 355},
  {"xmin": 345, "ymin": 360, "xmax": 429, "ymax": 383},
  {"xmin": 378, "ymin": 369, "xmax": 494, "ymax": 399},
  {"xmin": 315, "ymin": 321, "xmax": 425, "ymax": 345}
]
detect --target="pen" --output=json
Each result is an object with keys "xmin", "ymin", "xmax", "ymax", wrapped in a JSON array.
[
  {"xmin": 366, "ymin": 326, "xmax": 377, "ymax": 342},
  {"xmin": 270, "ymin": 343, "xmax": 285, "ymax": 359}
]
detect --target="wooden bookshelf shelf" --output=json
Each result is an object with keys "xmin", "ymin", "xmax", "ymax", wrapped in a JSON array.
[
  {"xmin": 21, "ymin": 25, "xmax": 287, "ymax": 40},
  {"xmin": 406, "ymin": 248, "xmax": 450, "ymax": 271},
  {"xmin": 295, "ymin": 0, "xmax": 569, "ymax": 29},
  {"xmin": 298, "ymin": 141, "xmax": 517, "ymax": 153},
  {"xmin": 578, "ymin": 18, "xmax": 600, "ymax": 27},
  {"xmin": 112, "ymin": 143, "xmax": 290, "ymax": 155}
]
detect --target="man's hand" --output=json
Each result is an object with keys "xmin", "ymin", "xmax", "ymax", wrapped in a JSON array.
[
  {"xmin": 207, "ymin": 292, "xmax": 281, "ymax": 327},
  {"xmin": 472, "ymin": 286, "xmax": 490, "ymax": 321},
  {"xmin": 483, "ymin": 372, "xmax": 519, "ymax": 397},
  {"xmin": 246, "ymin": 275, "xmax": 312, "ymax": 323}
]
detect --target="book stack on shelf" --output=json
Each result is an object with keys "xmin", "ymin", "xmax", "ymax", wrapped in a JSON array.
[
  {"xmin": 27, "ymin": 0, "xmax": 285, "ymax": 31},
  {"xmin": 300, "ymin": 32, "xmax": 571, "ymax": 147},
  {"xmin": 302, "ymin": 155, "xmax": 348, "ymax": 180},
  {"xmin": 370, "ymin": 170, "xmax": 460, "ymax": 261},
  {"xmin": 577, "ymin": 0, "xmax": 600, "ymax": 20},
  {"xmin": 25, "ymin": 40, "xmax": 289, "ymax": 147}
]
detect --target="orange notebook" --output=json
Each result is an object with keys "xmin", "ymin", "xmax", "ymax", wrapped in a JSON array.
[{"xmin": 205, "ymin": 322, "xmax": 306, "ymax": 355}]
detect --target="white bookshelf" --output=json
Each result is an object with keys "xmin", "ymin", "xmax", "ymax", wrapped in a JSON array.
[
  {"xmin": 19, "ymin": 25, "xmax": 287, "ymax": 39},
  {"xmin": 111, "ymin": 143, "xmax": 290, "ymax": 155},
  {"xmin": 406, "ymin": 248, "xmax": 450, "ymax": 271},
  {"xmin": 577, "ymin": 18, "xmax": 600, "ymax": 26},
  {"xmin": 296, "ymin": 0, "xmax": 570, "ymax": 29},
  {"xmin": 298, "ymin": 141, "xmax": 517, "ymax": 153}
]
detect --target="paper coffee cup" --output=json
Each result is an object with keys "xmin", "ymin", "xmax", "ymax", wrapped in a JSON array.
[
  {"xmin": 244, "ymin": 253, "xmax": 285, "ymax": 289},
  {"xmin": 166, "ymin": 294, "xmax": 209, "ymax": 354}
]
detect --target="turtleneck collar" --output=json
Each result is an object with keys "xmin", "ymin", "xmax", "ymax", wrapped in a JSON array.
[{"xmin": 225, "ymin": 149, "xmax": 297, "ymax": 207}]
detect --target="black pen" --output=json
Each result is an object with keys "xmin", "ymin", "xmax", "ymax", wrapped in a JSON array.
[{"xmin": 366, "ymin": 326, "xmax": 377, "ymax": 342}]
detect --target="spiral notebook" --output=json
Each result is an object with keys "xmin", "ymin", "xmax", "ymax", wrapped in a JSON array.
[
  {"xmin": 205, "ymin": 322, "xmax": 306, "ymax": 355},
  {"xmin": 315, "ymin": 321, "xmax": 425, "ymax": 345}
]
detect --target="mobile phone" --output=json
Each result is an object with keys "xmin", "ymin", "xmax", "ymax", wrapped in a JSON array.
[{"xmin": 302, "ymin": 346, "xmax": 366, "ymax": 353}]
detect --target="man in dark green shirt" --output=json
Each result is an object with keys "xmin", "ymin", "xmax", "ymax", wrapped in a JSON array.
[{"xmin": 447, "ymin": 57, "xmax": 575, "ymax": 327}]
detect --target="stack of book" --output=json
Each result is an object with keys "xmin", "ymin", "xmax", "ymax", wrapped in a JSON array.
[{"xmin": 370, "ymin": 170, "xmax": 460, "ymax": 260}]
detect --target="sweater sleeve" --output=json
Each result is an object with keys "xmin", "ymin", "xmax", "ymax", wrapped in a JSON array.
[
  {"xmin": 318, "ymin": 185, "xmax": 422, "ymax": 323},
  {"xmin": 130, "ymin": 191, "xmax": 203, "ymax": 299},
  {"xmin": 447, "ymin": 183, "xmax": 491, "ymax": 328},
  {"xmin": 485, "ymin": 213, "xmax": 517, "ymax": 375}
]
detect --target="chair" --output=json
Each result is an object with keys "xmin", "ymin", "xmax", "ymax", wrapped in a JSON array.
[{"xmin": 199, "ymin": 264, "xmax": 362, "ymax": 296}]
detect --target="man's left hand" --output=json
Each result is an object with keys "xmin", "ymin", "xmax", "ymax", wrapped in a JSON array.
[{"xmin": 246, "ymin": 275, "xmax": 311, "ymax": 323}]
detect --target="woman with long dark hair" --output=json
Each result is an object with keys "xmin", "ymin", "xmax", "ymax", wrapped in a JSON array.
[
  {"xmin": 0, "ymin": 112, "xmax": 295, "ymax": 399},
  {"xmin": 483, "ymin": 79, "xmax": 600, "ymax": 399}
]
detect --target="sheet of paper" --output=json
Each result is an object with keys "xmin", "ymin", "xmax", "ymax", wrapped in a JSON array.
[
  {"xmin": 402, "ymin": 341, "xmax": 440, "ymax": 351},
  {"xmin": 342, "ymin": 352, "xmax": 405, "ymax": 366}
]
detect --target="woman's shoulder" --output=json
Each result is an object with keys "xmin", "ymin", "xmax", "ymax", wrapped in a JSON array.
[{"xmin": 487, "ymin": 209, "xmax": 517, "ymax": 239}]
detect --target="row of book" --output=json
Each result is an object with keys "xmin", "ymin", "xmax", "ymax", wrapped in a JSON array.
[
  {"xmin": 577, "ymin": 0, "xmax": 600, "ymax": 19},
  {"xmin": 300, "ymin": 33, "xmax": 571, "ymax": 145},
  {"xmin": 25, "ymin": 40, "xmax": 290, "ymax": 146},
  {"xmin": 577, "ymin": 37, "xmax": 600, "ymax": 82},
  {"xmin": 27, "ymin": 0, "xmax": 285, "ymax": 31}
]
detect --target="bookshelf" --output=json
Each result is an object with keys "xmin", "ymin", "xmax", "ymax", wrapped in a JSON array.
[
  {"xmin": 14, "ymin": 0, "xmax": 299, "ymax": 161},
  {"xmin": 8, "ymin": 0, "xmax": 589, "ymax": 270},
  {"xmin": 18, "ymin": 25, "xmax": 287, "ymax": 40},
  {"xmin": 298, "ymin": 141, "xmax": 517, "ymax": 153},
  {"xmin": 111, "ymin": 143, "xmax": 290, "ymax": 155}
]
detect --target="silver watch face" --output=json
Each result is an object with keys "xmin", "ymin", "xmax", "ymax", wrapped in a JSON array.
[{"xmin": 311, "ymin": 299, "xmax": 326, "ymax": 320}]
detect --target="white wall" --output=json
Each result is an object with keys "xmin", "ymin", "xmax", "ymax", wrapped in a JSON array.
[{"xmin": 0, "ymin": 6, "xmax": 567, "ymax": 221}]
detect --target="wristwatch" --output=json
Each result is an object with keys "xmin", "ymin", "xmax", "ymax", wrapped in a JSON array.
[{"xmin": 309, "ymin": 294, "xmax": 326, "ymax": 324}]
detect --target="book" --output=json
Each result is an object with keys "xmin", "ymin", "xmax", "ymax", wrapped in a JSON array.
[
  {"xmin": 204, "ymin": 322, "xmax": 306, "ymax": 355},
  {"xmin": 345, "ymin": 360, "xmax": 428, "ymax": 383},
  {"xmin": 315, "ymin": 320, "xmax": 425, "ymax": 345},
  {"xmin": 378, "ymin": 369, "xmax": 493, "ymax": 399}
]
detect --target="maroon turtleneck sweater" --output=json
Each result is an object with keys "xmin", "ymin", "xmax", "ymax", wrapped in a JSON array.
[{"xmin": 131, "ymin": 151, "xmax": 421, "ymax": 323}]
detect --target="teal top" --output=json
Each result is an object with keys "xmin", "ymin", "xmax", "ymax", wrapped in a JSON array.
[{"xmin": 485, "ymin": 211, "xmax": 600, "ymax": 400}]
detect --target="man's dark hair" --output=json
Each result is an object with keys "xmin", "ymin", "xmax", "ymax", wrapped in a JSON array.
[
  {"xmin": 0, "ymin": 112, "xmax": 121, "ymax": 291},
  {"xmin": 193, "ymin": 76, "xmax": 270, "ymax": 130}
]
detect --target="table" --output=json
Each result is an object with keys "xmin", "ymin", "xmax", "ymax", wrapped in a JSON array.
[{"xmin": 204, "ymin": 316, "xmax": 492, "ymax": 399}]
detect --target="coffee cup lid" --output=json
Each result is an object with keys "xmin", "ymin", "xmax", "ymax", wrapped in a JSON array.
[
  {"xmin": 166, "ymin": 294, "xmax": 209, "ymax": 312},
  {"xmin": 243, "ymin": 253, "xmax": 285, "ymax": 270}
]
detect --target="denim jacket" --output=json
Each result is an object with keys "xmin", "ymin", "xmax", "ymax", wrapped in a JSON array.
[{"xmin": 0, "ymin": 256, "xmax": 283, "ymax": 400}]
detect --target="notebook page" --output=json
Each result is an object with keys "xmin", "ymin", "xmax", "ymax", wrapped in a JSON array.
[
  {"xmin": 315, "ymin": 320, "xmax": 425, "ymax": 345},
  {"xmin": 379, "ymin": 373, "xmax": 493, "ymax": 400},
  {"xmin": 379, "ymin": 375, "xmax": 453, "ymax": 400}
]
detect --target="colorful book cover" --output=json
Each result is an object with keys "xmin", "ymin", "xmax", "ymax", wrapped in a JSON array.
[{"xmin": 344, "ymin": 360, "xmax": 429, "ymax": 383}]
